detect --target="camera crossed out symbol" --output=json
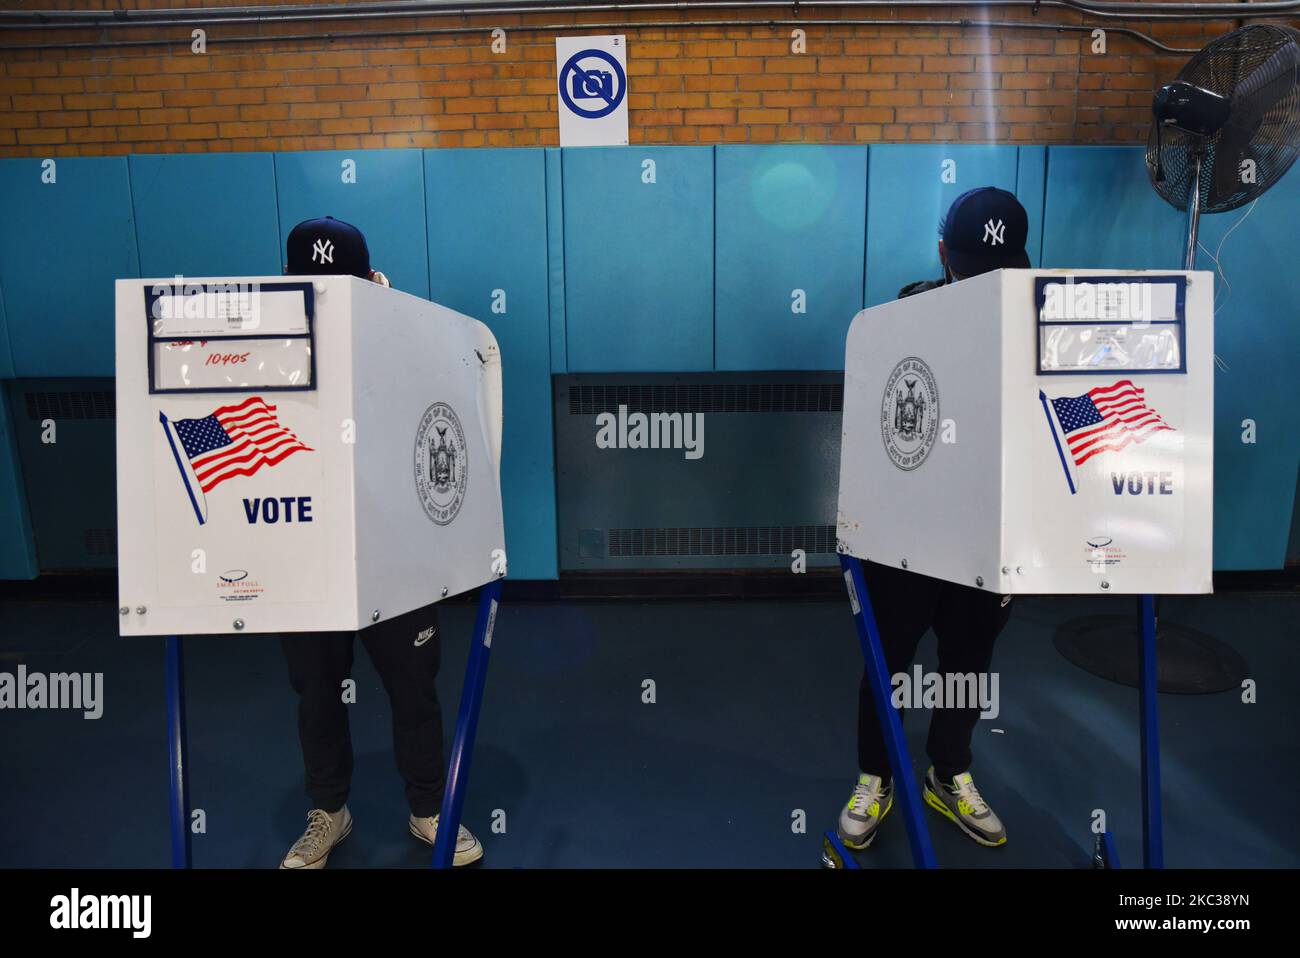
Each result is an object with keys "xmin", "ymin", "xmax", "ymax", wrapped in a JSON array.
[{"xmin": 559, "ymin": 49, "xmax": 627, "ymax": 119}]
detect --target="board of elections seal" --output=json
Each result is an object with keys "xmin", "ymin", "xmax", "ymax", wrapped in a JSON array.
[
  {"xmin": 414, "ymin": 401, "xmax": 468, "ymax": 525},
  {"xmin": 881, "ymin": 357, "xmax": 939, "ymax": 471}
]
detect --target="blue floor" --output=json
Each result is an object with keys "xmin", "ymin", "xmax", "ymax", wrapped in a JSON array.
[{"xmin": 1, "ymin": 588, "xmax": 1297, "ymax": 868}]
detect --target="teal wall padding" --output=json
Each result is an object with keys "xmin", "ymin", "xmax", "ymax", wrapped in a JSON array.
[
  {"xmin": 274, "ymin": 149, "xmax": 431, "ymax": 299},
  {"xmin": 1195, "ymin": 164, "xmax": 1300, "ymax": 570},
  {"xmin": 1016, "ymin": 145, "xmax": 1048, "ymax": 269},
  {"xmin": 865, "ymin": 144, "xmax": 1021, "ymax": 306},
  {"xmin": 1041, "ymin": 146, "xmax": 1299, "ymax": 570},
  {"xmin": 1040, "ymin": 145, "xmax": 1186, "ymax": 269},
  {"xmin": 545, "ymin": 147, "xmax": 569, "ymax": 375},
  {"xmin": 0, "ymin": 386, "xmax": 37, "ymax": 579},
  {"xmin": 714, "ymin": 145, "xmax": 868, "ymax": 370},
  {"xmin": 0, "ymin": 157, "xmax": 139, "ymax": 377},
  {"xmin": 424, "ymin": 148, "xmax": 559, "ymax": 580},
  {"xmin": 129, "ymin": 153, "xmax": 283, "ymax": 278},
  {"xmin": 0, "ymin": 145, "xmax": 1296, "ymax": 576},
  {"xmin": 562, "ymin": 145, "xmax": 715, "ymax": 372},
  {"xmin": 0, "ymin": 281, "xmax": 14, "ymax": 380}
]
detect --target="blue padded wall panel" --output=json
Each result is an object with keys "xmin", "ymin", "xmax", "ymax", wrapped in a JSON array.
[
  {"xmin": 424, "ymin": 148, "xmax": 558, "ymax": 580},
  {"xmin": 1041, "ymin": 146, "xmax": 1299, "ymax": 570},
  {"xmin": 715, "ymin": 145, "xmax": 867, "ymax": 370},
  {"xmin": 562, "ymin": 146, "xmax": 714, "ymax": 372},
  {"xmin": 0, "ymin": 157, "xmax": 139, "ymax": 377},
  {"xmin": 130, "ymin": 153, "xmax": 282, "ymax": 278},
  {"xmin": 0, "ymin": 386, "xmax": 37, "ymax": 579},
  {"xmin": 274, "ymin": 150, "xmax": 429, "ymax": 299},
  {"xmin": 1196, "ymin": 167, "xmax": 1300, "ymax": 570},
  {"xmin": 0, "ymin": 282, "xmax": 13, "ymax": 380},
  {"xmin": 1016, "ymin": 145, "xmax": 1048, "ymax": 270},
  {"xmin": 1040, "ymin": 146, "xmax": 1184, "ymax": 269},
  {"xmin": 546, "ymin": 148, "xmax": 568, "ymax": 374},
  {"xmin": 865, "ymin": 145, "xmax": 1020, "ymax": 307}
]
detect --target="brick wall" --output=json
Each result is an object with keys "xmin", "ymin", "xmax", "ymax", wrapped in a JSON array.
[{"xmin": 0, "ymin": 1, "xmax": 1248, "ymax": 156}]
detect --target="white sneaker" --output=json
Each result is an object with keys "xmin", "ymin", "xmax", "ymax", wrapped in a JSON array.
[
  {"xmin": 836, "ymin": 773, "xmax": 893, "ymax": 850},
  {"xmin": 280, "ymin": 806, "xmax": 352, "ymax": 870},
  {"xmin": 923, "ymin": 767, "xmax": 1007, "ymax": 847},
  {"xmin": 409, "ymin": 814, "xmax": 484, "ymax": 867}
]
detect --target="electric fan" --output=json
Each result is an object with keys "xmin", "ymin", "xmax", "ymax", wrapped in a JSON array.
[
  {"xmin": 1147, "ymin": 22, "xmax": 1300, "ymax": 268},
  {"xmin": 1057, "ymin": 23, "xmax": 1300, "ymax": 694}
]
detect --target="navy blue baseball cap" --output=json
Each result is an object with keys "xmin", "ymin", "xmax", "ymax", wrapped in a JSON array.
[
  {"xmin": 941, "ymin": 187, "xmax": 1030, "ymax": 278},
  {"xmin": 286, "ymin": 216, "xmax": 371, "ymax": 278}
]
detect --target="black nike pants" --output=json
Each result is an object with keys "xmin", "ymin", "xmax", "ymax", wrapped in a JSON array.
[
  {"xmin": 856, "ymin": 560, "xmax": 1012, "ymax": 784},
  {"xmin": 281, "ymin": 603, "xmax": 445, "ymax": 817}
]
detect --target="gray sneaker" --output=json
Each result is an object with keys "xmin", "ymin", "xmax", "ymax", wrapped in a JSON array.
[
  {"xmin": 836, "ymin": 773, "xmax": 894, "ymax": 850},
  {"xmin": 409, "ymin": 814, "xmax": 484, "ymax": 867},
  {"xmin": 280, "ymin": 806, "xmax": 352, "ymax": 870},
  {"xmin": 923, "ymin": 767, "xmax": 1006, "ymax": 847}
]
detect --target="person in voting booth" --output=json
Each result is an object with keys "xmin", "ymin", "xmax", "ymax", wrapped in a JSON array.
[
  {"xmin": 276, "ymin": 216, "xmax": 483, "ymax": 870},
  {"xmin": 837, "ymin": 187, "xmax": 1031, "ymax": 852}
]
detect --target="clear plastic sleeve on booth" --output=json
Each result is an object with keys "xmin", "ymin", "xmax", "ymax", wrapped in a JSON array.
[
  {"xmin": 1039, "ymin": 323, "xmax": 1183, "ymax": 373},
  {"xmin": 1035, "ymin": 275, "xmax": 1187, "ymax": 374},
  {"xmin": 151, "ymin": 338, "xmax": 313, "ymax": 391},
  {"xmin": 145, "ymin": 281, "xmax": 316, "ymax": 394}
]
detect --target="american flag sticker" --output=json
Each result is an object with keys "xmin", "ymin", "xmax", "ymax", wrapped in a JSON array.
[
  {"xmin": 160, "ymin": 396, "xmax": 313, "ymax": 524},
  {"xmin": 1039, "ymin": 380, "xmax": 1175, "ymax": 495}
]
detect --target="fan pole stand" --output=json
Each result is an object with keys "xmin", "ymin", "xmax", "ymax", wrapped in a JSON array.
[{"xmin": 1183, "ymin": 146, "xmax": 1203, "ymax": 271}]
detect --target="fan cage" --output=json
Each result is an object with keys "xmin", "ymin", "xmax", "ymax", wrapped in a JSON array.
[{"xmin": 1147, "ymin": 23, "xmax": 1300, "ymax": 214}]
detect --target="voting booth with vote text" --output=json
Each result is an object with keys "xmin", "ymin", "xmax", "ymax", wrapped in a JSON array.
[
  {"xmin": 114, "ymin": 274, "xmax": 507, "ymax": 869},
  {"xmin": 115, "ymin": 275, "xmax": 505, "ymax": 636},
  {"xmin": 837, "ymin": 269, "xmax": 1213, "ymax": 597},
  {"xmin": 825, "ymin": 269, "xmax": 1213, "ymax": 871}
]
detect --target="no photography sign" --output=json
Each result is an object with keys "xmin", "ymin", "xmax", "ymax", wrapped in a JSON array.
[{"xmin": 556, "ymin": 35, "xmax": 629, "ymax": 147}]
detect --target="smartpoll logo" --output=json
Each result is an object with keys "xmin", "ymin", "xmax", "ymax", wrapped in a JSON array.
[
  {"xmin": 0, "ymin": 666, "xmax": 103, "ymax": 720},
  {"xmin": 50, "ymin": 889, "xmax": 151, "ymax": 939},
  {"xmin": 594, "ymin": 404, "xmax": 704, "ymax": 460}
]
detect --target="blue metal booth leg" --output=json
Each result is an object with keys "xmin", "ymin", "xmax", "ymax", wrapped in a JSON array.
[
  {"xmin": 164, "ymin": 635, "xmax": 192, "ymax": 869},
  {"xmin": 1137, "ymin": 594, "xmax": 1164, "ymax": 869},
  {"xmin": 839, "ymin": 554, "xmax": 938, "ymax": 868},
  {"xmin": 432, "ymin": 579, "xmax": 504, "ymax": 869}
]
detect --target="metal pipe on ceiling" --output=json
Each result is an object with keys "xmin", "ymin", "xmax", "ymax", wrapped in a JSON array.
[
  {"xmin": 2, "ymin": 0, "xmax": 1298, "ymax": 29},
  {"xmin": 0, "ymin": 18, "xmax": 1204, "ymax": 54}
]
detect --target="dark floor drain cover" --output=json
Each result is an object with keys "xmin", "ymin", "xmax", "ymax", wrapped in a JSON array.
[{"xmin": 1053, "ymin": 615, "xmax": 1248, "ymax": 694}]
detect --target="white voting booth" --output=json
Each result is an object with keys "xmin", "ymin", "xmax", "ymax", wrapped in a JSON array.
[
  {"xmin": 825, "ymin": 268, "xmax": 1213, "ymax": 871},
  {"xmin": 115, "ymin": 275, "xmax": 505, "ymax": 637},
  {"xmin": 837, "ymin": 269, "xmax": 1214, "ymax": 597},
  {"xmin": 115, "ymin": 274, "xmax": 508, "ymax": 869}
]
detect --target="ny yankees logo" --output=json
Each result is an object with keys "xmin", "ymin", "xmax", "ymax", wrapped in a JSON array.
[
  {"xmin": 983, "ymin": 219, "xmax": 1005, "ymax": 246},
  {"xmin": 312, "ymin": 238, "xmax": 334, "ymax": 265}
]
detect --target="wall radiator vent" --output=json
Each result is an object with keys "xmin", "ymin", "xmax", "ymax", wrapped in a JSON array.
[
  {"xmin": 24, "ymin": 389, "xmax": 116, "ymax": 421},
  {"xmin": 606, "ymin": 524, "xmax": 837, "ymax": 558},
  {"xmin": 568, "ymin": 382, "xmax": 842, "ymax": 416}
]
